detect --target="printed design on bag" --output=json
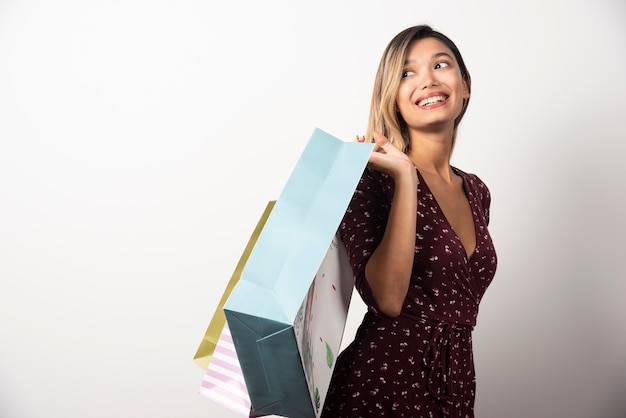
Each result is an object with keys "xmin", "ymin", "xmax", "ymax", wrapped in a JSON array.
[
  {"xmin": 293, "ymin": 235, "xmax": 355, "ymax": 416},
  {"xmin": 313, "ymin": 385, "xmax": 321, "ymax": 412},
  {"xmin": 325, "ymin": 339, "xmax": 334, "ymax": 368},
  {"xmin": 302, "ymin": 277, "xmax": 316, "ymax": 379},
  {"xmin": 295, "ymin": 275, "xmax": 319, "ymax": 412}
]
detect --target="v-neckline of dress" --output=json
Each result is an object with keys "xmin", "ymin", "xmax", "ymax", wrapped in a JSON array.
[{"xmin": 415, "ymin": 166, "xmax": 478, "ymax": 261}]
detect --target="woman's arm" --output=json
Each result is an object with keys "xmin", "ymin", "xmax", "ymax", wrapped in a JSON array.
[{"xmin": 363, "ymin": 132, "xmax": 418, "ymax": 317}]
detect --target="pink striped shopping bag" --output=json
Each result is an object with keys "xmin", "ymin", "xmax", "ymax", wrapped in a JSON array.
[{"xmin": 198, "ymin": 322, "xmax": 258, "ymax": 416}]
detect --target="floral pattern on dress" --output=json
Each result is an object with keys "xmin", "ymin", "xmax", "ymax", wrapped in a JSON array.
[{"xmin": 321, "ymin": 166, "xmax": 497, "ymax": 418}]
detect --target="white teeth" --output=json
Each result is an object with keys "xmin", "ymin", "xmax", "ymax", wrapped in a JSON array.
[{"xmin": 418, "ymin": 95, "xmax": 447, "ymax": 107}]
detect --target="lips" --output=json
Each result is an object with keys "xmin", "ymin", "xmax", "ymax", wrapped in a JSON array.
[{"xmin": 417, "ymin": 94, "xmax": 449, "ymax": 107}]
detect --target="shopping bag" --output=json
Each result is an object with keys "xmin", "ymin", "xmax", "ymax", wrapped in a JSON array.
[
  {"xmin": 196, "ymin": 201, "xmax": 276, "ymax": 416},
  {"xmin": 193, "ymin": 200, "xmax": 276, "ymax": 369},
  {"xmin": 224, "ymin": 128, "xmax": 374, "ymax": 418},
  {"xmin": 198, "ymin": 321, "xmax": 254, "ymax": 416},
  {"xmin": 292, "ymin": 232, "xmax": 355, "ymax": 415}
]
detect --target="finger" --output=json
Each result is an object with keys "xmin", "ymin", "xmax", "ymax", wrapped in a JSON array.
[
  {"xmin": 372, "ymin": 131, "xmax": 391, "ymax": 152},
  {"xmin": 372, "ymin": 131, "xmax": 388, "ymax": 145}
]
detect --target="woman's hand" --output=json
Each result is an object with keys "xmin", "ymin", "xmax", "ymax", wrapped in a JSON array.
[{"xmin": 358, "ymin": 132, "xmax": 417, "ymax": 182}]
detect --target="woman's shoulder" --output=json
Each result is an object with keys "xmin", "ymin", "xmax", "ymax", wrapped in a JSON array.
[
  {"xmin": 351, "ymin": 166, "xmax": 395, "ymax": 205},
  {"xmin": 358, "ymin": 166, "xmax": 393, "ymax": 189},
  {"xmin": 452, "ymin": 166, "xmax": 492, "ymax": 208},
  {"xmin": 452, "ymin": 166, "xmax": 490, "ymax": 191}
]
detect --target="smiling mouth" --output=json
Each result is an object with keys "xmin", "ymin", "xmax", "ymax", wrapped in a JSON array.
[{"xmin": 417, "ymin": 95, "xmax": 448, "ymax": 107}]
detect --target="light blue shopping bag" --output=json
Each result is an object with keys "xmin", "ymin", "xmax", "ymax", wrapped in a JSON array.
[{"xmin": 224, "ymin": 128, "xmax": 373, "ymax": 418}]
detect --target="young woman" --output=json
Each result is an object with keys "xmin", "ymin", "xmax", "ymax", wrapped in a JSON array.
[{"xmin": 321, "ymin": 25, "xmax": 498, "ymax": 417}]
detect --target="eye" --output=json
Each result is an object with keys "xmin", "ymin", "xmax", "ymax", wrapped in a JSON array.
[
  {"xmin": 402, "ymin": 70, "xmax": 415, "ymax": 78},
  {"xmin": 435, "ymin": 61, "xmax": 450, "ymax": 70}
]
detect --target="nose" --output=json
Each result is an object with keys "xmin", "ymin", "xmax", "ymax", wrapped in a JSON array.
[{"xmin": 419, "ymin": 68, "xmax": 437, "ymax": 89}]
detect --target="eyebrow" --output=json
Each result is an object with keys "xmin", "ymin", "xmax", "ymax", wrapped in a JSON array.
[{"xmin": 404, "ymin": 52, "xmax": 454, "ymax": 65}]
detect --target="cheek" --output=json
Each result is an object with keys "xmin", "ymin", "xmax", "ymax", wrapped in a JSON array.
[
  {"xmin": 395, "ymin": 85, "xmax": 413, "ymax": 111},
  {"xmin": 461, "ymin": 80, "xmax": 470, "ymax": 99},
  {"xmin": 451, "ymin": 74, "xmax": 469, "ymax": 98}
]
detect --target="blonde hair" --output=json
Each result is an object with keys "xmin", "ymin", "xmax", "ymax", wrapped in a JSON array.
[{"xmin": 365, "ymin": 25, "xmax": 472, "ymax": 153}]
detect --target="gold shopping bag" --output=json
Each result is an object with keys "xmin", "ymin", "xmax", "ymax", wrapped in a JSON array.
[{"xmin": 193, "ymin": 200, "xmax": 276, "ymax": 369}]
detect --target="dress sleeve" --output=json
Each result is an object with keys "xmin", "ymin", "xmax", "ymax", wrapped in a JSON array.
[
  {"xmin": 339, "ymin": 167, "xmax": 391, "ymax": 311},
  {"xmin": 483, "ymin": 183, "xmax": 491, "ymax": 225},
  {"xmin": 467, "ymin": 172, "xmax": 492, "ymax": 225}
]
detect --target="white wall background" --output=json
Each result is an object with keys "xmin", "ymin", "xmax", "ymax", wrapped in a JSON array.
[{"xmin": 1, "ymin": 1, "xmax": 625, "ymax": 417}]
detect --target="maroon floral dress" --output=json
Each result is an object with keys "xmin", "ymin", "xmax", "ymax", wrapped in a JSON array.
[{"xmin": 321, "ymin": 166, "xmax": 497, "ymax": 418}]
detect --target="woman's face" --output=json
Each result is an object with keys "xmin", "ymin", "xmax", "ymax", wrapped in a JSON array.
[{"xmin": 396, "ymin": 37, "xmax": 469, "ymax": 134}]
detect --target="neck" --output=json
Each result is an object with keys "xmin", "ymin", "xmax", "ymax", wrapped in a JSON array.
[{"xmin": 407, "ymin": 129, "xmax": 455, "ymax": 181}]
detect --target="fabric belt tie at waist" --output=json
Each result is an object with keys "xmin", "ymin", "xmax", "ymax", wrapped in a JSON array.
[
  {"xmin": 366, "ymin": 312, "xmax": 475, "ymax": 416},
  {"xmin": 421, "ymin": 320, "xmax": 473, "ymax": 415}
]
